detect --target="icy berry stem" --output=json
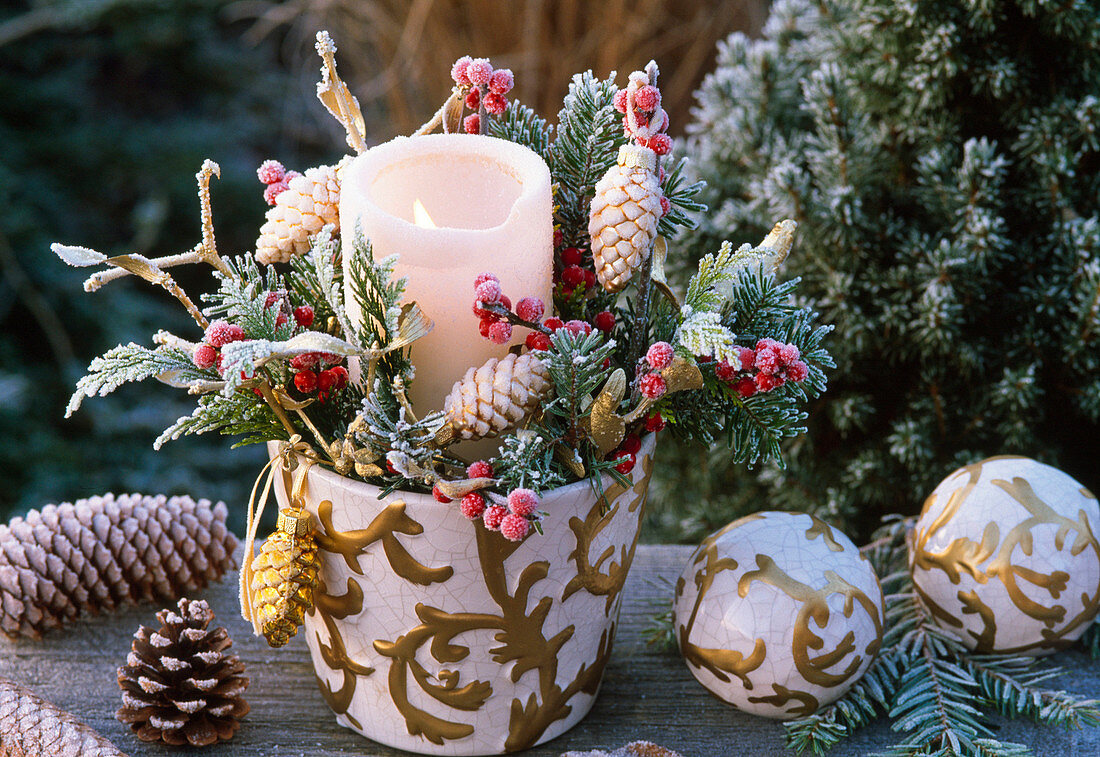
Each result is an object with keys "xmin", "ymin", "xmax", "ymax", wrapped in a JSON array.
[
  {"xmin": 480, "ymin": 302, "xmax": 551, "ymax": 335},
  {"xmin": 196, "ymin": 160, "xmax": 232, "ymax": 277}
]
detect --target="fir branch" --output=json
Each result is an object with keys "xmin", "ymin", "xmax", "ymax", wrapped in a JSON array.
[
  {"xmin": 550, "ymin": 71, "xmax": 627, "ymax": 242},
  {"xmin": 487, "ymin": 99, "xmax": 553, "ymax": 164},
  {"xmin": 965, "ymin": 655, "xmax": 1100, "ymax": 730},
  {"xmin": 541, "ymin": 329, "xmax": 618, "ymax": 442},
  {"xmin": 66, "ymin": 343, "xmax": 196, "ymax": 417},
  {"xmin": 657, "ymin": 155, "xmax": 706, "ymax": 238},
  {"xmin": 492, "ymin": 428, "xmax": 565, "ymax": 493},
  {"xmin": 203, "ymin": 254, "xmax": 283, "ymax": 337},
  {"xmin": 154, "ymin": 390, "xmax": 286, "ymax": 450}
]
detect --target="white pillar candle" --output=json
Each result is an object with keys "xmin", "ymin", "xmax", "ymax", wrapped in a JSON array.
[{"xmin": 340, "ymin": 133, "xmax": 554, "ymax": 417}]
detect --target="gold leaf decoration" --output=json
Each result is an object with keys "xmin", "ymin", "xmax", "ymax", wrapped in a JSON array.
[{"xmin": 587, "ymin": 369, "xmax": 627, "ymax": 455}]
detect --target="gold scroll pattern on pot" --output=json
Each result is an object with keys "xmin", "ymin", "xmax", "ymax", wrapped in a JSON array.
[
  {"xmin": 910, "ymin": 457, "xmax": 1100, "ymax": 653},
  {"xmin": 676, "ymin": 514, "xmax": 883, "ymax": 718},
  {"xmin": 307, "ymin": 450, "xmax": 653, "ymax": 751}
]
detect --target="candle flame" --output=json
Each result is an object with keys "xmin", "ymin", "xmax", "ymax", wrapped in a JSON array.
[{"xmin": 412, "ymin": 198, "xmax": 437, "ymax": 229}]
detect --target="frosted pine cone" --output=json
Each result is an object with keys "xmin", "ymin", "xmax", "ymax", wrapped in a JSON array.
[
  {"xmin": 0, "ymin": 678, "xmax": 127, "ymax": 757},
  {"xmin": 255, "ymin": 163, "xmax": 341, "ymax": 264},
  {"xmin": 444, "ymin": 352, "xmax": 550, "ymax": 440},
  {"xmin": 249, "ymin": 508, "xmax": 319, "ymax": 648},
  {"xmin": 117, "ymin": 599, "xmax": 248, "ymax": 747},
  {"xmin": 0, "ymin": 493, "xmax": 238, "ymax": 639},
  {"xmin": 589, "ymin": 145, "xmax": 663, "ymax": 292}
]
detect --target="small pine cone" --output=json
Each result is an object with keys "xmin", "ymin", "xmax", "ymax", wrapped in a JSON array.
[
  {"xmin": 589, "ymin": 145, "xmax": 664, "ymax": 292},
  {"xmin": 0, "ymin": 677, "xmax": 127, "ymax": 757},
  {"xmin": 444, "ymin": 352, "xmax": 550, "ymax": 440},
  {"xmin": 117, "ymin": 599, "xmax": 249, "ymax": 747},
  {"xmin": 0, "ymin": 494, "xmax": 238, "ymax": 640},
  {"xmin": 255, "ymin": 163, "xmax": 341, "ymax": 264},
  {"xmin": 249, "ymin": 508, "xmax": 320, "ymax": 648}
]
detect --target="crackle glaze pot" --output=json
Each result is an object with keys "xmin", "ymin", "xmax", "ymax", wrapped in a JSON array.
[{"xmin": 268, "ymin": 435, "xmax": 655, "ymax": 756}]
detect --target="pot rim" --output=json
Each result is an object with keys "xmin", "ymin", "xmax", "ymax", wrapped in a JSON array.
[{"xmin": 271, "ymin": 432, "xmax": 656, "ymax": 508}]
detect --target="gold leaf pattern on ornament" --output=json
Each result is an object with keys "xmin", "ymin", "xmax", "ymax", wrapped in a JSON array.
[{"xmin": 745, "ymin": 683, "xmax": 820, "ymax": 719}]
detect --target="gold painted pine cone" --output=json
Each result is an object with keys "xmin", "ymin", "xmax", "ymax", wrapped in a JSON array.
[
  {"xmin": 249, "ymin": 508, "xmax": 320, "ymax": 647},
  {"xmin": 255, "ymin": 164, "xmax": 341, "ymax": 264},
  {"xmin": 444, "ymin": 352, "xmax": 551, "ymax": 440},
  {"xmin": 589, "ymin": 144, "xmax": 663, "ymax": 292},
  {"xmin": 116, "ymin": 598, "xmax": 249, "ymax": 747}
]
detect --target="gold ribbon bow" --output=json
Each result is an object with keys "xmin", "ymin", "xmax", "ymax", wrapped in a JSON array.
[{"xmin": 238, "ymin": 435, "xmax": 322, "ymax": 634}]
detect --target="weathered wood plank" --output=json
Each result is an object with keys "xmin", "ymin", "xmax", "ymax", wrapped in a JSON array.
[{"xmin": 1, "ymin": 544, "xmax": 1098, "ymax": 756}]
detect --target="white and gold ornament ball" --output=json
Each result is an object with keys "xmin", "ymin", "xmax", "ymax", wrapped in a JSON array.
[
  {"xmin": 672, "ymin": 511, "xmax": 884, "ymax": 719},
  {"xmin": 909, "ymin": 455, "xmax": 1100, "ymax": 655}
]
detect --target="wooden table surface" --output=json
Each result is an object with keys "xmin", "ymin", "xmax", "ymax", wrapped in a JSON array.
[{"xmin": 2, "ymin": 544, "xmax": 1099, "ymax": 756}]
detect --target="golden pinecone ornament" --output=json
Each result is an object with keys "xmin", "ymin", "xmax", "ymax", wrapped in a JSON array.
[
  {"xmin": 444, "ymin": 352, "xmax": 551, "ymax": 440},
  {"xmin": 589, "ymin": 144, "xmax": 663, "ymax": 292},
  {"xmin": 255, "ymin": 164, "xmax": 341, "ymax": 264},
  {"xmin": 116, "ymin": 599, "xmax": 249, "ymax": 747},
  {"xmin": 248, "ymin": 507, "xmax": 320, "ymax": 647}
]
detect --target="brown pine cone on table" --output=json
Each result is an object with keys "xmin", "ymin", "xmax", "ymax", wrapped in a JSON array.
[
  {"xmin": 117, "ymin": 598, "xmax": 249, "ymax": 747},
  {"xmin": 0, "ymin": 677, "xmax": 127, "ymax": 757},
  {"xmin": 0, "ymin": 493, "xmax": 238, "ymax": 639}
]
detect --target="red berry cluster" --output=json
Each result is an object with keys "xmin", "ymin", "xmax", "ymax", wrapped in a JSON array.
[
  {"xmin": 613, "ymin": 79, "xmax": 672, "ymax": 156},
  {"xmin": 192, "ymin": 320, "xmax": 247, "ymax": 373},
  {"xmin": 556, "ymin": 245, "xmax": 598, "ymax": 298},
  {"xmin": 608, "ymin": 433, "xmax": 642, "ymax": 475},
  {"xmin": 450, "ymin": 461, "xmax": 541, "ymax": 542},
  {"xmin": 289, "ymin": 352, "xmax": 348, "ymax": 402},
  {"xmin": 256, "ymin": 159, "xmax": 301, "ymax": 206},
  {"xmin": 634, "ymin": 341, "xmax": 675, "ymax": 400},
  {"xmin": 451, "ymin": 57, "xmax": 514, "ymax": 135},
  {"xmin": 716, "ymin": 338, "xmax": 810, "ymax": 399}
]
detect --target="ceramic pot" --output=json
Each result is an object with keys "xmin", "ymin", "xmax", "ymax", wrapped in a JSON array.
[{"xmin": 268, "ymin": 434, "xmax": 656, "ymax": 755}]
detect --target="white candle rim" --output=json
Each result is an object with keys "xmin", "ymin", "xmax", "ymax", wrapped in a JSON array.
[{"xmin": 341, "ymin": 133, "xmax": 551, "ymax": 240}]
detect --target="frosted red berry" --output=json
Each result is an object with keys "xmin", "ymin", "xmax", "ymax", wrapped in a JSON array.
[
  {"xmin": 565, "ymin": 320, "xmax": 590, "ymax": 336},
  {"xmin": 483, "ymin": 92, "xmax": 507, "ymax": 115},
  {"xmin": 467, "ymin": 461, "xmax": 494, "ymax": 479},
  {"xmin": 583, "ymin": 269, "xmax": 596, "ymax": 290},
  {"xmin": 483, "ymin": 504, "xmax": 507, "ymax": 531},
  {"xmin": 634, "ymin": 85, "xmax": 660, "ymax": 111},
  {"xmin": 755, "ymin": 372, "xmax": 783, "ymax": 392},
  {"xmin": 500, "ymin": 513, "xmax": 530, "ymax": 542},
  {"xmin": 512, "ymin": 298, "xmax": 541, "ymax": 323},
  {"xmin": 488, "ymin": 321, "xmax": 513, "ymax": 344},
  {"xmin": 594, "ymin": 311, "xmax": 615, "ymax": 333},
  {"xmin": 639, "ymin": 373, "xmax": 667, "ymax": 399},
  {"xmin": 475, "ymin": 279, "xmax": 502, "ymax": 304},
  {"xmin": 294, "ymin": 305, "xmax": 314, "ymax": 327},
  {"xmin": 526, "ymin": 331, "xmax": 551, "ymax": 351},
  {"xmin": 754, "ymin": 344, "xmax": 781, "ymax": 375},
  {"xmin": 432, "ymin": 485, "xmax": 452, "ymax": 504},
  {"xmin": 715, "ymin": 359, "xmax": 738, "ymax": 382},
  {"xmin": 264, "ymin": 291, "xmax": 280, "ymax": 308},
  {"xmin": 467, "ymin": 58, "xmax": 493, "ymax": 86},
  {"xmin": 257, "ymin": 160, "xmax": 285, "ymax": 185},
  {"xmin": 543, "ymin": 317, "xmax": 564, "ymax": 332},
  {"xmin": 461, "ymin": 492, "xmax": 486, "ymax": 520},
  {"xmin": 645, "ymin": 413, "xmax": 666, "ymax": 433},
  {"xmin": 464, "ymin": 114, "xmax": 481, "ymax": 134},
  {"xmin": 506, "ymin": 489, "xmax": 539, "ymax": 517},
  {"xmin": 660, "ymin": 196, "xmax": 671, "ymax": 216},
  {"xmin": 561, "ymin": 247, "xmax": 583, "ymax": 266},
  {"xmin": 464, "ymin": 88, "xmax": 481, "ymax": 110},
  {"xmin": 779, "ymin": 343, "xmax": 801, "ymax": 365},
  {"xmin": 734, "ymin": 377, "xmax": 757, "ymax": 398},
  {"xmin": 192, "ymin": 343, "xmax": 217, "ymax": 369},
  {"xmin": 294, "ymin": 369, "xmax": 318, "ymax": 394},
  {"xmin": 620, "ymin": 435, "xmax": 642, "ymax": 454},
  {"xmin": 451, "ymin": 56, "xmax": 472, "ymax": 84},
  {"xmin": 647, "ymin": 134, "xmax": 673, "ymax": 156},
  {"xmin": 290, "ymin": 353, "xmax": 318, "ymax": 371},
  {"xmin": 614, "ymin": 452, "xmax": 636, "ymax": 475},
  {"xmin": 489, "ymin": 68, "xmax": 514, "ymax": 95},
  {"xmin": 474, "ymin": 272, "xmax": 499, "ymax": 287},
  {"xmin": 646, "ymin": 341, "xmax": 674, "ymax": 371},
  {"xmin": 562, "ymin": 265, "xmax": 584, "ymax": 287},
  {"xmin": 613, "ymin": 88, "xmax": 629, "ymax": 113},
  {"xmin": 263, "ymin": 182, "xmax": 288, "ymax": 206},
  {"xmin": 479, "ymin": 317, "xmax": 495, "ymax": 338},
  {"xmin": 787, "ymin": 360, "xmax": 810, "ymax": 382},
  {"xmin": 499, "ymin": 294, "xmax": 511, "ymax": 311},
  {"xmin": 327, "ymin": 365, "xmax": 349, "ymax": 389},
  {"xmin": 275, "ymin": 313, "xmax": 288, "ymax": 328},
  {"xmin": 738, "ymin": 347, "xmax": 756, "ymax": 371}
]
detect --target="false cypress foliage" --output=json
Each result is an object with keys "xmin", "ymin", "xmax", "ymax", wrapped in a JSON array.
[
  {"xmin": 0, "ymin": 0, "xmax": 332, "ymax": 526},
  {"xmin": 661, "ymin": 0, "xmax": 1100, "ymax": 540}
]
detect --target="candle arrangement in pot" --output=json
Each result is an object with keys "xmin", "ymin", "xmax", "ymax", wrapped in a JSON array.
[{"xmin": 52, "ymin": 32, "xmax": 833, "ymax": 756}]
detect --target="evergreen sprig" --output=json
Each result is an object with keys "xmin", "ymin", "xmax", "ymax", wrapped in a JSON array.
[
  {"xmin": 783, "ymin": 517, "xmax": 1100, "ymax": 756},
  {"xmin": 66, "ymin": 343, "xmax": 199, "ymax": 418},
  {"xmin": 550, "ymin": 71, "xmax": 627, "ymax": 244},
  {"xmin": 540, "ymin": 328, "xmax": 618, "ymax": 437},
  {"xmin": 487, "ymin": 99, "xmax": 553, "ymax": 164}
]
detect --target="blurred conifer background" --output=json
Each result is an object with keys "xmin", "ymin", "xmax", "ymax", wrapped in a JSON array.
[{"xmin": 0, "ymin": 0, "xmax": 765, "ymax": 533}]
